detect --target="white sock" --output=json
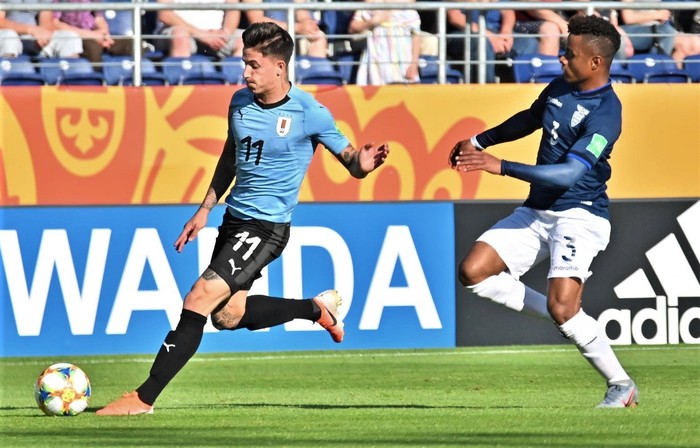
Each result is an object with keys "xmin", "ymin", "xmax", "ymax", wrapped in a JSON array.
[
  {"xmin": 558, "ymin": 310, "xmax": 630, "ymax": 385},
  {"xmin": 468, "ymin": 273, "xmax": 550, "ymax": 320}
]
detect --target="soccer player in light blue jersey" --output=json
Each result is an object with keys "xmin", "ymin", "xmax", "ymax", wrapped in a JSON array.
[
  {"xmin": 449, "ymin": 15, "xmax": 638, "ymax": 409},
  {"xmin": 98, "ymin": 22, "xmax": 389, "ymax": 416}
]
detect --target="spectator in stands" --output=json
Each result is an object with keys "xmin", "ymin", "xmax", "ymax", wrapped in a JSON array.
[
  {"xmin": 154, "ymin": 0, "xmax": 243, "ymax": 58},
  {"xmin": 241, "ymin": 0, "xmax": 329, "ymax": 58},
  {"xmin": 349, "ymin": 0, "xmax": 422, "ymax": 85},
  {"xmin": 619, "ymin": 0, "xmax": 700, "ymax": 67},
  {"xmin": 567, "ymin": 3, "xmax": 634, "ymax": 60},
  {"xmin": 0, "ymin": 0, "xmax": 81, "ymax": 58},
  {"xmin": 446, "ymin": 2, "xmax": 516, "ymax": 83},
  {"xmin": 673, "ymin": 5, "xmax": 700, "ymax": 34},
  {"xmin": 51, "ymin": 0, "xmax": 132, "ymax": 66},
  {"xmin": 513, "ymin": 1, "xmax": 567, "ymax": 56}
]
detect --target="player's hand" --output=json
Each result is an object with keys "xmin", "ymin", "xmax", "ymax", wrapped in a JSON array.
[
  {"xmin": 358, "ymin": 142, "xmax": 390, "ymax": 173},
  {"xmin": 174, "ymin": 207, "xmax": 210, "ymax": 253},
  {"xmin": 448, "ymin": 139, "xmax": 477, "ymax": 168},
  {"xmin": 453, "ymin": 146, "xmax": 503, "ymax": 175}
]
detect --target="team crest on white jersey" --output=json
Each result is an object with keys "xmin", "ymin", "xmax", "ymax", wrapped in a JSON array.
[
  {"xmin": 571, "ymin": 105, "xmax": 590, "ymax": 127},
  {"xmin": 276, "ymin": 115, "xmax": 292, "ymax": 136}
]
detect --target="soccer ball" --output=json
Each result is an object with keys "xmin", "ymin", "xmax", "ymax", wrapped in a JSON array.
[{"xmin": 34, "ymin": 363, "xmax": 91, "ymax": 416}]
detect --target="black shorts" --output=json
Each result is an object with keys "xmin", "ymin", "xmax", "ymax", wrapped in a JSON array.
[{"xmin": 208, "ymin": 211, "xmax": 290, "ymax": 293}]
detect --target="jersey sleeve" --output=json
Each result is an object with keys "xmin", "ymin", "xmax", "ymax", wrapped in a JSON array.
[
  {"xmin": 568, "ymin": 102, "xmax": 621, "ymax": 169},
  {"xmin": 306, "ymin": 104, "xmax": 350, "ymax": 155}
]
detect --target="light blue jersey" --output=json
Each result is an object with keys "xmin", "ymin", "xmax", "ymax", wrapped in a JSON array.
[{"xmin": 225, "ymin": 85, "xmax": 350, "ymax": 223}]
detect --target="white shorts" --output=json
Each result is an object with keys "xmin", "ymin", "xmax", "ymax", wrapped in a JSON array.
[{"xmin": 477, "ymin": 207, "xmax": 611, "ymax": 282}]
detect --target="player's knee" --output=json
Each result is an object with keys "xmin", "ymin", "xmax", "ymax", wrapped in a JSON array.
[
  {"xmin": 547, "ymin": 299, "xmax": 578, "ymax": 325},
  {"xmin": 458, "ymin": 257, "xmax": 488, "ymax": 286}
]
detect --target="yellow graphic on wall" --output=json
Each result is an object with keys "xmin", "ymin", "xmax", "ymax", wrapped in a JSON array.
[{"xmin": 1, "ymin": 84, "xmax": 698, "ymax": 206}]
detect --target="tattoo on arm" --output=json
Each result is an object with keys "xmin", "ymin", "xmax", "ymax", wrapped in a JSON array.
[
  {"xmin": 341, "ymin": 146, "xmax": 356, "ymax": 165},
  {"xmin": 338, "ymin": 145, "xmax": 367, "ymax": 178},
  {"xmin": 201, "ymin": 188, "xmax": 218, "ymax": 211}
]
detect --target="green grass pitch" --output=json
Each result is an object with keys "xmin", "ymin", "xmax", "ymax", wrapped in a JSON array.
[{"xmin": 1, "ymin": 345, "xmax": 698, "ymax": 447}]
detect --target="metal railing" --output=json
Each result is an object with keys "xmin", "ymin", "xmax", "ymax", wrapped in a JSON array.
[{"xmin": 1, "ymin": 2, "xmax": 697, "ymax": 85}]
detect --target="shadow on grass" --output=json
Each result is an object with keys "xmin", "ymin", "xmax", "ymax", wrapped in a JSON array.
[{"xmin": 166, "ymin": 402, "xmax": 526, "ymax": 411}]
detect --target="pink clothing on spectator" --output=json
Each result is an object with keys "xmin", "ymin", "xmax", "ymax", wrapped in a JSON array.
[{"xmin": 52, "ymin": 0, "xmax": 103, "ymax": 30}]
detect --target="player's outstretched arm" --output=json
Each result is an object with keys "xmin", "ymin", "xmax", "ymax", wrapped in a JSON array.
[
  {"xmin": 336, "ymin": 142, "xmax": 390, "ymax": 179},
  {"xmin": 448, "ymin": 110, "xmax": 540, "ymax": 168},
  {"xmin": 455, "ymin": 148, "xmax": 589, "ymax": 189},
  {"xmin": 174, "ymin": 137, "xmax": 237, "ymax": 252}
]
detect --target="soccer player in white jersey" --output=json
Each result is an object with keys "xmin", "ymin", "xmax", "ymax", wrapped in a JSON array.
[
  {"xmin": 449, "ymin": 15, "xmax": 638, "ymax": 408},
  {"xmin": 97, "ymin": 22, "xmax": 389, "ymax": 416}
]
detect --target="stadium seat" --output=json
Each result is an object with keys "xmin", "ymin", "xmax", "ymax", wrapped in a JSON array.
[
  {"xmin": 0, "ymin": 56, "xmax": 46, "ymax": 86},
  {"xmin": 220, "ymin": 56, "xmax": 245, "ymax": 84},
  {"xmin": 331, "ymin": 51, "xmax": 361, "ymax": 84},
  {"xmin": 160, "ymin": 55, "xmax": 228, "ymax": 85},
  {"xmin": 418, "ymin": 55, "xmax": 464, "ymax": 84},
  {"xmin": 512, "ymin": 54, "xmax": 562, "ymax": 83},
  {"xmin": 105, "ymin": 8, "xmax": 133, "ymax": 37},
  {"xmin": 683, "ymin": 54, "xmax": 700, "ymax": 82},
  {"xmin": 38, "ymin": 57, "xmax": 104, "ymax": 85},
  {"xmin": 296, "ymin": 56, "xmax": 345, "ymax": 85},
  {"xmin": 102, "ymin": 55, "xmax": 167, "ymax": 86},
  {"xmin": 609, "ymin": 60, "xmax": 636, "ymax": 84},
  {"xmin": 626, "ymin": 54, "xmax": 692, "ymax": 83}
]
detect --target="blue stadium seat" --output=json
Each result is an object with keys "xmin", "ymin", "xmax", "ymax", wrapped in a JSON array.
[
  {"xmin": 105, "ymin": 8, "xmax": 133, "ymax": 36},
  {"xmin": 609, "ymin": 60, "xmax": 636, "ymax": 84},
  {"xmin": 161, "ymin": 55, "xmax": 228, "ymax": 85},
  {"xmin": 103, "ymin": 55, "xmax": 167, "ymax": 86},
  {"xmin": 331, "ymin": 51, "xmax": 361, "ymax": 84},
  {"xmin": 220, "ymin": 56, "xmax": 245, "ymax": 84},
  {"xmin": 38, "ymin": 57, "xmax": 104, "ymax": 85},
  {"xmin": 626, "ymin": 54, "xmax": 692, "ymax": 83},
  {"xmin": 296, "ymin": 56, "xmax": 345, "ymax": 85},
  {"xmin": 683, "ymin": 54, "xmax": 700, "ymax": 82},
  {"xmin": 0, "ymin": 56, "xmax": 46, "ymax": 86},
  {"xmin": 512, "ymin": 54, "xmax": 562, "ymax": 83},
  {"xmin": 418, "ymin": 55, "xmax": 464, "ymax": 84}
]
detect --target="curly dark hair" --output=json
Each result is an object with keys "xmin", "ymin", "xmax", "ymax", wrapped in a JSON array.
[
  {"xmin": 568, "ymin": 15, "xmax": 621, "ymax": 61},
  {"xmin": 242, "ymin": 22, "xmax": 294, "ymax": 65}
]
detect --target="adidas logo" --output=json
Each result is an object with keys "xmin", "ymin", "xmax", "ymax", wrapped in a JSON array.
[{"xmin": 598, "ymin": 201, "xmax": 700, "ymax": 345}]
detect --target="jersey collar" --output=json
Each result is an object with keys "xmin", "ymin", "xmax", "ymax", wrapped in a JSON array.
[
  {"xmin": 255, "ymin": 95, "xmax": 291, "ymax": 109},
  {"xmin": 574, "ymin": 81, "xmax": 613, "ymax": 97}
]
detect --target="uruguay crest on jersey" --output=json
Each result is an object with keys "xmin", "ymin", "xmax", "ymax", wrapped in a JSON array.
[{"xmin": 276, "ymin": 115, "xmax": 292, "ymax": 136}]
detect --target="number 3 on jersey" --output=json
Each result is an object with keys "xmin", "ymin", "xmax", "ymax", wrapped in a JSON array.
[
  {"xmin": 241, "ymin": 136, "xmax": 264, "ymax": 165},
  {"xmin": 548, "ymin": 120, "xmax": 560, "ymax": 146}
]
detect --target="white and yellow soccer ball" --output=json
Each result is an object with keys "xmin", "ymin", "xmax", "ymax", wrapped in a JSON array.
[{"xmin": 34, "ymin": 363, "xmax": 91, "ymax": 416}]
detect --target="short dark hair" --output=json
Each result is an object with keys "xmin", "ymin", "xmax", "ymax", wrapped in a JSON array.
[
  {"xmin": 242, "ymin": 22, "xmax": 294, "ymax": 65},
  {"xmin": 568, "ymin": 15, "xmax": 621, "ymax": 61}
]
